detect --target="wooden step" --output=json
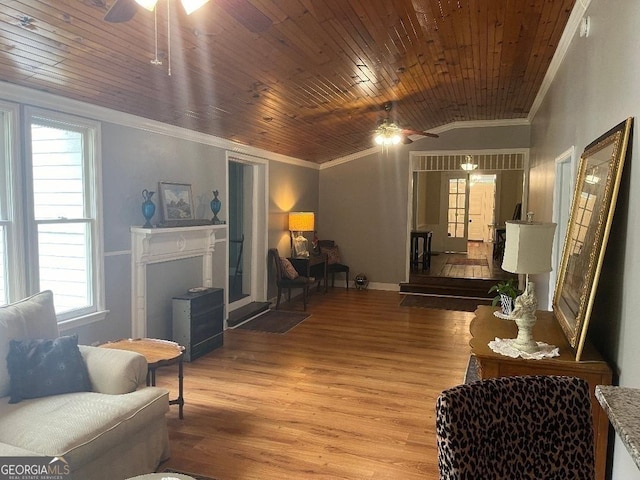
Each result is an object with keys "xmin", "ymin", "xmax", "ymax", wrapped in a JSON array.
[
  {"xmin": 227, "ymin": 301, "xmax": 270, "ymax": 327},
  {"xmin": 399, "ymin": 277, "xmax": 500, "ymax": 299}
]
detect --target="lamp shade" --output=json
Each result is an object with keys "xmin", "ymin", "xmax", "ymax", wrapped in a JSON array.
[
  {"xmin": 502, "ymin": 221, "xmax": 557, "ymax": 274},
  {"xmin": 288, "ymin": 212, "xmax": 315, "ymax": 232}
]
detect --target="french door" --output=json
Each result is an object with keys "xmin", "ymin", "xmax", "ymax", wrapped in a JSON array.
[{"xmin": 441, "ymin": 172, "xmax": 469, "ymax": 252}]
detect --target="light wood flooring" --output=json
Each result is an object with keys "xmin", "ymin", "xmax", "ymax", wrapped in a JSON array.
[{"xmin": 154, "ymin": 289, "xmax": 473, "ymax": 480}]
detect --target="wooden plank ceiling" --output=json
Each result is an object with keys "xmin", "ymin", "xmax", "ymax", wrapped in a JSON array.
[{"xmin": 0, "ymin": 0, "xmax": 575, "ymax": 164}]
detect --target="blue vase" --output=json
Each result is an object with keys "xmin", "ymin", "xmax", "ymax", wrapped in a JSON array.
[
  {"xmin": 141, "ymin": 189, "xmax": 156, "ymax": 228},
  {"xmin": 210, "ymin": 190, "xmax": 222, "ymax": 224}
]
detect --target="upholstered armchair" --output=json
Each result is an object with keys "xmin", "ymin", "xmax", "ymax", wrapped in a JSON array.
[{"xmin": 436, "ymin": 375, "xmax": 595, "ymax": 480}]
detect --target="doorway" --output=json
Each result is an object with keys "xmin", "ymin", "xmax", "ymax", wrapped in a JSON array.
[
  {"xmin": 549, "ymin": 147, "xmax": 575, "ymax": 307},
  {"xmin": 226, "ymin": 153, "xmax": 269, "ymax": 314},
  {"xmin": 408, "ymin": 150, "xmax": 526, "ymax": 284},
  {"xmin": 228, "ymin": 161, "xmax": 251, "ymax": 304}
]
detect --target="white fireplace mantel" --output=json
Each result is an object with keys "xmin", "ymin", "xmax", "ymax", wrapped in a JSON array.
[{"xmin": 131, "ymin": 224, "xmax": 227, "ymax": 338}]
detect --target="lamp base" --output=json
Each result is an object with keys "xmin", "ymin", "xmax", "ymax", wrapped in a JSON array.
[
  {"xmin": 512, "ymin": 314, "xmax": 539, "ymax": 353},
  {"xmin": 292, "ymin": 233, "xmax": 309, "ymax": 258},
  {"xmin": 510, "ymin": 280, "xmax": 539, "ymax": 353}
]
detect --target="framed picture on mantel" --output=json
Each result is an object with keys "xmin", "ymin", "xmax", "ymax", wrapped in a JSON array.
[{"xmin": 158, "ymin": 182, "xmax": 194, "ymax": 223}]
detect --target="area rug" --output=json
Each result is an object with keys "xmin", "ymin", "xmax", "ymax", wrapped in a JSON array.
[
  {"xmin": 400, "ymin": 294, "xmax": 491, "ymax": 312},
  {"xmin": 446, "ymin": 257, "xmax": 489, "ymax": 266},
  {"xmin": 464, "ymin": 355, "xmax": 481, "ymax": 384},
  {"xmin": 162, "ymin": 468, "xmax": 217, "ymax": 480},
  {"xmin": 234, "ymin": 309, "xmax": 310, "ymax": 333}
]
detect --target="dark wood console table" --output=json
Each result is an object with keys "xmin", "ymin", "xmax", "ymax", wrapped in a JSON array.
[
  {"xmin": 289, "ymin": 253, "xmax": 328, "ymax": 293},
  {"xmin": 469, "ymin": 305, "xmax": 612, "ymax": 480}
]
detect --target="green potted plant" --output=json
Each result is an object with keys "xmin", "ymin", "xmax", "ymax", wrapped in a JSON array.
[{"xmin": 488, "ymin": 279, "xmax": 522, "ymax": 316}]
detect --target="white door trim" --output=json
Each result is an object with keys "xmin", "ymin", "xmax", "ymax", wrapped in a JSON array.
[{"xmin": 226, "ymin": 152, "xmax": 269, "ymax": 313}]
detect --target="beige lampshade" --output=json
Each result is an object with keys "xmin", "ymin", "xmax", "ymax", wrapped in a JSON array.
[
  {"xmin": 288, "ymin": 212, "xmax": 315, "ymax": 232},
  {"xmin": 502, "ymin": 221, "xmax": 557, "ymax": 274}
]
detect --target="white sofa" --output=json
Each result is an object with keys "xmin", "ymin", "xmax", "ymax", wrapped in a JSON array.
[{"xmin": 0, "ymin": 291, "xmax": 171, "ymax": 479}]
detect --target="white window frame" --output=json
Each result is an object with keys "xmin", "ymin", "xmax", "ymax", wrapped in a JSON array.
[
  {"xmin": 0, "ymin": 101, "xmax": 26, "ymax": 304},
  {"xmin": 21, "ymin": 107, "xmax": 106, "ymax": 328}
]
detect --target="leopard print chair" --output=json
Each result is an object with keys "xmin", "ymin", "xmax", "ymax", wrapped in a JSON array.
[{"xmin": 435, "ymin": 375, "xmax": 595, "ymax": 480}]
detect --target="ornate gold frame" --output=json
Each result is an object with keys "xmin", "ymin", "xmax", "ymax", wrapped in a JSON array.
[{"xmin": 553, "ymin": 118, "xmax": 633, "ymax": 360}]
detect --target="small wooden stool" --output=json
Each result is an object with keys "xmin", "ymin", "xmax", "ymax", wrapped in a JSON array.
[{"xmin": 410, "ymin": 230, "xmax": 433, "ymax": 271}]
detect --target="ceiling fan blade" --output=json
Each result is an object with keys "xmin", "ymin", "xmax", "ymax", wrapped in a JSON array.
[
  {"xmin": 403, "ymin": 128, "xmax": 439, "ymax": 139},
  {"xmin": 402, "ymin": 136, "xmax": 414, "ymax": 145},
  {"xmin": 217, "ymin": 0, "xmax": 272, "ymax": 32},
  {"xmin": 104, "ymin": 0, "xmax": 139, "ymax": 22}
]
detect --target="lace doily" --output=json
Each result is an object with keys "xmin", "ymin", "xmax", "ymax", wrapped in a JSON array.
[{"xmin": 488, "ymin": 337, "xmax": 560, "ymax": 359}]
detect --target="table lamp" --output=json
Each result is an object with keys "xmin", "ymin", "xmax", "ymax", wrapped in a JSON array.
[
  {"xmin": 501, "ymin": 213, "xmax": 557, "ymax": 353},
  {"xmin": 288, "ymin": 212, "xmax": 315, "ymax": 257}
]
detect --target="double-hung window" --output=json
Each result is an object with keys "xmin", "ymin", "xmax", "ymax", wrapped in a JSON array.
[
  {"xmin": 0, "ymin": 103, "xmax": 22, "ymax": 306},
  {"xmin": 0, "ymin": 105, "xmax": 104, "ymax": 325}
]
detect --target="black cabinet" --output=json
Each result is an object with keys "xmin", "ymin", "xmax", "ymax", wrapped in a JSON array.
[{"xmin": 172, "ymin": 288, "xmax": 224, "ymax": 361}]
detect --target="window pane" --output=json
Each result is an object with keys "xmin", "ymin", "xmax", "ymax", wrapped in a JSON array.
[
  {"xmin": 37, "ymin": 222, "xmax": 89, "ymax": 314},
  {"xmin": 447, "ymin": 178, "xmax": 467, "ymax": 239},
  {"xmin": 31, "ymin": 124, "xmax": 84, "ymax": 219}
]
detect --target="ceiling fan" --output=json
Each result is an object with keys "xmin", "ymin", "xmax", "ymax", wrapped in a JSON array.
[
  {"xmin": 104, "ymin": 0, "xmax": 272, "ymax": 33},
  {"xmin": 373, "ymin": 103, "xmax": 439, "ymax": 146}
]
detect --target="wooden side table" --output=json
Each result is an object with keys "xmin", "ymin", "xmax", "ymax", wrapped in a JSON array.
[
  {"xmin": 101, "ymin": 338, "xmax": 185, "ymax": 419},
  {"xmin": 469, "ymin": 306, "xmax": 612, "ymax": 480}
]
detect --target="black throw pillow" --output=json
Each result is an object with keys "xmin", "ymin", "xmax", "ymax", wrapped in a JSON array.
[{"xmin": 6, "ymin": 334, "xmax": 92, "ymax": 404}]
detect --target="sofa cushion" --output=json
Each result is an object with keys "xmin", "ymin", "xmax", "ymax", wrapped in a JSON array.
[
  {"xmin": 6, "ymin": 335, "xmax": 92, "ymax": 404},
  {"xmin": 0, "ymin": 291, "xmax": 58, "ymax": 398},
  {"xmin": 0, "ymin": 387, "xmax": 169, "ymax": 468}
]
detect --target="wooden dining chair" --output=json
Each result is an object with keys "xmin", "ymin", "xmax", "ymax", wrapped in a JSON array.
[
  {"xmin": 268, "ymin": 248, "xmax": 314, "ymax": 310},
  {"xmin": 318, "ymin": 240, "xmax": 350, "ymax": 289}
]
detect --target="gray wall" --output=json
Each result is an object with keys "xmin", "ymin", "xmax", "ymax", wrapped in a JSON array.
[
  {"xmin": 19, "ymin": 115, "xmax": 318, "ymax": 345},
  {"xmin": 267, "ymin": 160, "xmax": 320, "ymax": 300},
  {"xmin": 318, "ymin": 125, "xmax": 530, "ymax": 287},
  {"xmin": 529, "ymin": 1, "xmax": 640, "ymax": 477}
]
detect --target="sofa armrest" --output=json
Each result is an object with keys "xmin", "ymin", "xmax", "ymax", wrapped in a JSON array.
[{"xmin": 78, "ymin": 345, "xmax": 148, "ymax": 394}]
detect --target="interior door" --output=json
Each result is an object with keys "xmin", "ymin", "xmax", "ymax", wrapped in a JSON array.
[
  {"xmin": 468, "ymin": 175, "xmax": 496, "ymax": 242},
  {"xmin": 440, "ymin": 172, "xmax": 469, "ymax": 252}
]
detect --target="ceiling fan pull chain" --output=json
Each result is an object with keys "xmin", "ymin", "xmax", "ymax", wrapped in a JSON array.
[
  {"xmin": 151, "ymin": 5, "xmax": 162, "ymax": 66},
  {"xmin": 167, "ymin": 0, "xmax": 172, "ymax": 76}
]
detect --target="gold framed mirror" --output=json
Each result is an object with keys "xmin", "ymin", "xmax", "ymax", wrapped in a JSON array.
[{"xmin": 553, "ymin": 118, "xmax": 633, "ymax": 360}]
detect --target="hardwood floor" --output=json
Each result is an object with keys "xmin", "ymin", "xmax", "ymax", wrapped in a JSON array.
[
  {"xmin": 410, "ymin": 241, "xmax": 514, "ymax": 282},
  {"xmin": 154, "ymin": 289, "xmax": 474, "ymax": 480}
]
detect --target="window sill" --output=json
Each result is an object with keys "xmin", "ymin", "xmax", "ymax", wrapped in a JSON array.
[{"xmin": 58, "ymin": 309, "xmax": 109, "ymax": 332}]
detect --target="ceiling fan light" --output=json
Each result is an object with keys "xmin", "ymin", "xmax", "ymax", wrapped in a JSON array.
[
  {"xmin": 374, "ymin": 121, "xmax": 403, "ymax": 146},
  {"xmin": 135, "ymin": 0, "xmax": 158, "ymax": 11},
  {"xmin": 182, "ymin": 0, "xmax": 210, "ymax": 15}
]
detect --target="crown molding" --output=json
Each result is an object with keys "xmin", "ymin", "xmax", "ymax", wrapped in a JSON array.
[
  {"xmin": 527, "ymin": 0, "xmax": 591, "ymax": 122},
  {"xmin": 0, "ymin": 81, "xmax": 318, "ymax": 170},
  {"xmin": 321, "ymin": 119, "xmax": 531, "ymax": 170}
]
